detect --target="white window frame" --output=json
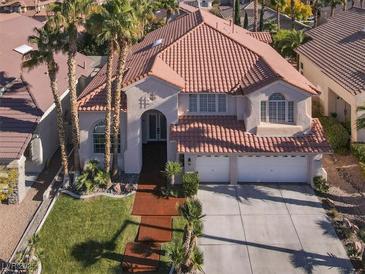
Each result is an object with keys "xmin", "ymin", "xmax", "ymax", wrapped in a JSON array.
[
  {"xmin": 188, "ymin": 94, "xmax": 227, "ymax": 113},
  {"xmin": 260, "ymin": 93, "xmax": 295, "ymax": 124}
]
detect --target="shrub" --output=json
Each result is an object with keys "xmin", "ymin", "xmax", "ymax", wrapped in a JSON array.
[
  {"xmin": 164, "ymin": 161, "xmax": 182, "ymax": 184},
  {"xmin": 319, "ymin": 116, "xmax": 350, "ymax": 153},
  {"xmin": 182, "ymin": 172, "xmax": 199, "ymax": 197},
  {"xmin": 0, "ymin": 168, "xmax": 17, "ymax": 203},
  {"xmin": 75, "ymin": 160, "xmax": 109, "ymax": 193},
  {"xmin": 359, "ymin": 228, "xmax": 365, "ymax": 243},
  {"xmin": 313, "ymin": 176, "xmax": 329, "ymax": 193},
  {"xmin": 351, "ymin": 143, "xmax": 365, "ymax": 163}
]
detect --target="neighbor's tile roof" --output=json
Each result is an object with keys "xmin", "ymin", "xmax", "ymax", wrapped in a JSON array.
[
  {"xmin": 170, "ymin": 116, "xmax": 331, "ymax": 154},
  {"xmin": 78, "ymin": 4, "xmax": 317, "ymax": 111},
  {"xmin": 0, "ymin": 81, "xmax": 41, "ymax": 161},
  {"xmin": 296, "ymin": 8, "xmax": 365, "ymax": 95}
]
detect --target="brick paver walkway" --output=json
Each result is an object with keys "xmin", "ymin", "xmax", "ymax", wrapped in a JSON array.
[{"xmin": 122, "ymin": 143, "xmax": 183, "ymax": 273}]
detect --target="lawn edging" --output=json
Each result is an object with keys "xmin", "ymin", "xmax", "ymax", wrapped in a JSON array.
[{"xmin": 60, "ymin": 189, "xmax": 136, "ymax": 199}]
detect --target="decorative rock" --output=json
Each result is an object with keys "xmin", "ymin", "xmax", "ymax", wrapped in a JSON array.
[
  {"xmin": 323, "ymin": 198, "xmax": 336, "ymax": 209},
  {"xmin": 113, "ymin": 183, "xmax": 121, "ymax": 194}
]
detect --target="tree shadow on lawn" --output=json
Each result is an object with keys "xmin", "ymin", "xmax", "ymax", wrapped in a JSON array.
[{"xmin": 71, "ymin": 219, "xmax": 137, "ymax": 267}]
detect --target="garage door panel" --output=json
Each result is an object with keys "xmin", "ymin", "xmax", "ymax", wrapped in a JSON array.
[
  {"xmin": 196, "ymin": 156, "xmax": 229, "ymax": 183},
  {"xmin": 238, "ymin": 156, "xmax": 307, "ymax": 183}
]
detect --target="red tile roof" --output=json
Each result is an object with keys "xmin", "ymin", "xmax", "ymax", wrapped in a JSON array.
[
  {"xmin": 296, "ymin": 8, "xmax": 365, "ymax": 95},
  {"xmin": 78, "ymin": 6, "xmax": 316, "ymax": 111},
  {"xmin": 170, "ymin": 116, "xmax": 331, "ymax": 154}
]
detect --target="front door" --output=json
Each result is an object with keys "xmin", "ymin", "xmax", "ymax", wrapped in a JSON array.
[{"xmin": 148, "ymin": 112, "xmax": 166, "ymax": 141}]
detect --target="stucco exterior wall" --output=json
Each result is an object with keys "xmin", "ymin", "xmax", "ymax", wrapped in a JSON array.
[
  {"xmin": 25, "ymin": 91, "xmax": 71, "ymax": 175},
  {"xmin": 79, "ymin": 111, "xmax": 127, "ymax": 169},
  {"xmin": 178, "ymin": 93, "xmax": 237, "ymax": 116},
  {"xmin": 124, "ymin": 76, "xmax": 180, "ymax": 173},
  {"xmin": 298, "ymin": 54, "xmax": 365, "ymax": 141},
  {"xmin": 244, "ymin": 80, "xmax": 312, "ymax": 136}
]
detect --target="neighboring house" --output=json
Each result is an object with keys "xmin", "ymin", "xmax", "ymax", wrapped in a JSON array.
[
  {"xmin": 220, "ymin": 2, "xmax": 310, "ymax": 31},
  {"xmin": 77, "ymin": 4, "xmax": 331, "ymax": 185},
  {"xmin": 296, "ymin": 8, "xmax": 365, "ymax": 142},
  {"xmin": 0, "ymin": 0, "xmax": 59, "ymax": 18},
  {"xmin": 0, "ymin": 14, "xmax": 94, "ymax": 203}
]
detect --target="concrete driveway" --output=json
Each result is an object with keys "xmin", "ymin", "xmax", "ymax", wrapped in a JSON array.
[{"xmin": 198, "ymin": 184, "xmax": 354, "ymax": 274}]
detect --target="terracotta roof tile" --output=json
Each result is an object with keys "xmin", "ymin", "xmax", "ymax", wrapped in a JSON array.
[
  {"xmin": 78, "ymin": 6, "xmax": 317, "ymax": 111},
  {"xmin": 170, "ymin": 116, "xmax": 331, "ymax": 154}
]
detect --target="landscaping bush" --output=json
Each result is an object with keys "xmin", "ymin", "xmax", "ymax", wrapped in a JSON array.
[
  {"xmin": 351, "ymin": 143, "xmax": 365, "ymax": 163},
  {"xmin": 319, "ymin": 116, "xmax": 350, "ymax": 153},
  {"xmin": 182, "ymin": 172, "xmax": 199, "ymax": 197},
  {"xmin": 313, "ymin": 176, "xmax": 329, "ymax": 193},
  {"xmin": 75, "ymin": 160, "xmax": 109, "ymax": 193},
  {"xmin": 359, "ymin": 228, "xmax": 365, "ymax": 243},
  {"xmin": 0, "ymin": 168, "xmax": 17, "ymax": 203}
]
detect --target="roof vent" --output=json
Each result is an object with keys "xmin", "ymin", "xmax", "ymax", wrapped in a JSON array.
[
  {"xmin": 13, "ymin": 44, "xmax": 33, "ymax": 55},
  {"xmin": 152, "ymin": 39, "xmax": 163, "ymax": 48}
]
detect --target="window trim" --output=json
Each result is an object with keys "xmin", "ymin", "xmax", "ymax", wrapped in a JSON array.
[
  {"xmin": 260, "ymin": 93, "xmax": 295, "ymax": 124},
  {"xmin": 188, "ymin": 93, "xmax": 227, "ymax": 113},
  {"xmin": 92, "ymin": 120, "xmax": 121, "ymax": 154}
]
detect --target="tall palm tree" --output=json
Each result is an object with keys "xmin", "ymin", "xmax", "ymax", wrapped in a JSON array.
[
  {"xmin": 22, "ymin": 25, "xmax": 69, "ymax": 183},
  {"xmin": 253, "ymin": 0, "xmax": 259, "ymax": 31},
  {"xmin": 156, "ymin": 0, "xmax": 179, "ymax": 23},
  {"xmin": 111, "ymin": 0, "xmax": 142, "ymax": 180},
  {"xmin": 271, "ymin": 0, "xmax": 285, "ymax": 29},
  {"xmin": 132, "ymin": 0, "xmax": 156, "ymax": 35},
  {"xmin": 50, "ymin": 0, "xmax": 92, "ymax": 175},
  {"xmin": 86, "ymin": 9, "xmax": 113, "ymax": 174},
  {"xmin": 312, "ymin": 0, "xmax": 324, "ymax": 28}
]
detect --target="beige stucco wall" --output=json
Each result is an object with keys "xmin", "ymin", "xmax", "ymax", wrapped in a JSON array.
[
  {"xmin": 124, "ymin": 76, "xmax": 180, "ymax": 173},
  {"xmin": 299, "ymin": 54, "xmax": 365, "ymax": 142},
  {"xmin": 244, "ymin": 80, "xmax": 312, "ymax": 136},
  {"xmin": 79, "ymin": 111, "xmax": 127, "ymax": 169}
]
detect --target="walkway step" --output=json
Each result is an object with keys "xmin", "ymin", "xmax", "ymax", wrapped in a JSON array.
[
  {"xmin": 122, "ymin": 242, "xmax": 161, "ymax": 273},
  {"xmin": 137, "ymin": 216, "xmax": 172, "ymax": 242}
]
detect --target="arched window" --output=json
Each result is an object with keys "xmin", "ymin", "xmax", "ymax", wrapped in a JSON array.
[
  {"xmin": 260, "ymin": 93, "xmax": 294, "ymax": 124},
  {"xmin": 92, "ymin": 121, "xmax": 120, "ymax": 153}
]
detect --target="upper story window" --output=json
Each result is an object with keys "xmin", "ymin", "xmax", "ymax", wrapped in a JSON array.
[
  {"xmin": 93, "ymin": 121, "xmax": 120, "ymax": 153},
  {"xmin": 261, "ymin": 93, "xmax": 294, "ymax": 124},
  {"xmin": 189, "ymin": 94, "xmax": 227, "ymax": 113}
]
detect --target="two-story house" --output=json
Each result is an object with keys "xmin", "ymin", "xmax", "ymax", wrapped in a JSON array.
[{"xmin": 77, "ymin": 6, "xmax": 331, "ymax": 184}]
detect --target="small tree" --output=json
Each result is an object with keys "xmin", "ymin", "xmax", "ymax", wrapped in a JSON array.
[{"xmin": 165, "ymin": 161, "xmax": 182, "ymax": 185}]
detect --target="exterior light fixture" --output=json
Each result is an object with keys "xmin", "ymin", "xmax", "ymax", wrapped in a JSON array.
[{"xmin": 149, "ymin": 92, "xmax": 156, "ymax": 101}]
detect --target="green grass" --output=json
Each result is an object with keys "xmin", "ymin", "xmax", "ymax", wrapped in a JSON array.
[{"xmin": 35, "ymin": 194, "xmax": 140, "ymax": 274}]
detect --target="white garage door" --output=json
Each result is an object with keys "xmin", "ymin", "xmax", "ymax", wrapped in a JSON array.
[
  {"xmin": 196, "ymin": 156, "xmax": 230, "ymax": 183},
  {"xmin": 238, "ymin": 156, "xmax": 308, "ymax": 183}
]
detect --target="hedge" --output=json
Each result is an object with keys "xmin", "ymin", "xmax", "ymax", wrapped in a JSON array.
[{"xmin": 351, "ymin": 143, "xmax": 365, "ymax": 163}]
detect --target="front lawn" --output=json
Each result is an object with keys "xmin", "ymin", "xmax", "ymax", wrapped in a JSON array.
[{"xmin": 36, "ymin": 194, "xmax": 140, "ymax": 274}]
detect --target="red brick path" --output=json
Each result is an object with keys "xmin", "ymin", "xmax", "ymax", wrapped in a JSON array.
[{"xmin": 122, "ymin": 143, "xmax": 184, "ymax": 273}]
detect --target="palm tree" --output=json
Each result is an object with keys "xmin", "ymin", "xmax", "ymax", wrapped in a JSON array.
[
  {"xmin": 271, "ymin": 0, "xmax": 285, "ymax": 29},
  {"xmin": 156, "ymin": 0, "xmax": 179, "ymax": 23},
  {"xmin": 290, "ymin": 0, "xmax": 295, "ymax": 29},
  {"xmin": 253, "ymin": 0, "xmax": 259, "ymax": 31},
  {"xmin": 179, "ymin": 199, "xmax": 205, "ymax": 273},
  {"xmin": 132, "ymin": 0, "xmax": 156, "ymax": 35},
  {"xmin": 312, "ymin": 0, "xmax": 324, "ymax": 28},
  {"xmin": 326, "ymin": 0, "xmax": 342, "ymax": 16},
  {"xmin": 86, "ymin": 1, "xmax": 120, "ymax": 174},
  {"xmin": 50, "ymin": 0, "xmax": 92, "ymax": 176},
  {"xmin": 273, "ymin": 29, "xmax": 306, "ymax": 58},
  {"xmin": 22, "ymin": 25, "xmax": 69, "ymax": 184},
  {"xmin": 111, "ymin": 0, "xmax": 142, "ymax": 180}
]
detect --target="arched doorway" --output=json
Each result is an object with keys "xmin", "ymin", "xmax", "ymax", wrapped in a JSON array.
[{"xmin": 141, "ymin": 110, "xmax": 167, "ymax": 172}]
